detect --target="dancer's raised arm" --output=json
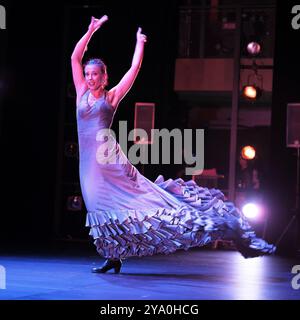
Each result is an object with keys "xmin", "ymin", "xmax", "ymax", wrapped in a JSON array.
[
  {"xmin": 71, "ymin": 15, "xmax": 108, "ymax": 97},
  {"xmin": 108, "ymin": 27, "xmax": 147, "ymax": 108}
]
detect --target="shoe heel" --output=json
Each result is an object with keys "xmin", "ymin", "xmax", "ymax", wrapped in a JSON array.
[
  {"xmin": 114, "ymin": 265, "xmax": 121, "ymax": 274},
  {"xmin": 92, "ymin": 259, "xmax": 122, "ymax": 274},
  {"xmin": 114, "ymin": 260, "xmax": 122, "ymax": 274}
]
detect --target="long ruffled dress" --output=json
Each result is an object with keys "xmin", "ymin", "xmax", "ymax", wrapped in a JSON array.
[{"xmin": 76, "ymin": 90, "xmax": 276, "ymax": 259}]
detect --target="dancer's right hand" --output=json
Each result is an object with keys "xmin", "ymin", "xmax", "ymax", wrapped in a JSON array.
[{"xmin": 88, "ymin": 15, "xmax": 108, "ymax": 33}]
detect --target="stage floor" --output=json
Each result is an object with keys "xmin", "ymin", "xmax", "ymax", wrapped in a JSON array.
[{"xmin": 0, "ymin": 248, "xmax": 299, "ymax": 300}]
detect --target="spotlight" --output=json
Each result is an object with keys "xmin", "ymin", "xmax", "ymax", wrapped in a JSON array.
[
  {"xmin": 242, "ymin": 55, "xmax": 263, "ymax": 101},
  {"xmin": 242, "ymin": 85, "xmax": 262, "ymax": 100},
  {"xmin": 247, "ymin": 42, "xmax": 261, "ymax": 56},
  {"xmin": 242, "ymin": 202, "xmax": 260, "ymax": 219},
  {"xmin": 241, "ymin": 145, "xmax": 256, "ymax": 160}
]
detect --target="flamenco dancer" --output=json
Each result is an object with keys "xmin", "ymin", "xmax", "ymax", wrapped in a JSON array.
[{"xmin": 71, "ymin": 15, "xmax": 276, "ymax": 274}]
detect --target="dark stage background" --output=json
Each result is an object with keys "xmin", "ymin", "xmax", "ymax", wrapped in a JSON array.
[
  {"xmin": 0, "ymin": 0, "xmax": 299, "ymax": 256},
  {"xmin": 0, "ymin": 0, "xmax": 179, "ymax": 248}
]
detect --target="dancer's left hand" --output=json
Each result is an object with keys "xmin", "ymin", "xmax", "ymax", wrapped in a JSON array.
[{"xmin": 136, "ymin": 27, "xmax": 147, "ymax": 43}]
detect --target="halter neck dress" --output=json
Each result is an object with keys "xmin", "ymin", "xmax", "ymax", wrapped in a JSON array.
[{"xmin": 76, "ymin": 90, "xmax": 276, "ymax": 259}]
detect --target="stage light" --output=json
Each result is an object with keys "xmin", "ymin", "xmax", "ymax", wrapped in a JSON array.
[
  {"xmin": 242, "ymin": 202, "xmax": 260, "ymax": 219},
  {"xmin": 64, "ymin": 142, "xmax": 78, "ymax": 158},
  {"xmin": 247, "ymin": 42, "xmax": 261, "ymax": 56},
  {"xmin": 241, "ymin": 145, "xmax": 256, "ymax": 160},
  {"xmin": 242, "ymin": 85, "xmax": 262, "ymax": 100},
  {"xmin": 242, "ymin": 85, "xmax": 257, "ymax": 99},
  {"xmin": 242, "ymin": 54, "xmax": 263, "ymax": 101},
  {"xmin": 67, "ymin": 195, "xmax": 83, "ymax": 211}
]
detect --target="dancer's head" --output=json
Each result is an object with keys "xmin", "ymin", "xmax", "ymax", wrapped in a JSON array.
[{"xmin": 84, "ymin": 58, "xmax": 108, "ymax": 90}]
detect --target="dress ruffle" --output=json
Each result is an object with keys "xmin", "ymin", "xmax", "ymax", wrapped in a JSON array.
[{"xmin": 86, "ymin": 175, "xmax": 276, "ymax": 259}]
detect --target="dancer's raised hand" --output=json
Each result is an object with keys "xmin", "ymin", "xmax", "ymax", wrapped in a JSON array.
[
  {"xmin": 88, "ymin": 15, "xmax": 108, "ymax": 33},
  {"xmin": 136, "ymin": 27, "xmax": 147, "ymax": 43}
]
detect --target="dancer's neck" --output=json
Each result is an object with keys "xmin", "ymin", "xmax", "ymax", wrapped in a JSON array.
[{"xmin": 89, "ymin": 88, "xmax": 105, "ymax": 99}]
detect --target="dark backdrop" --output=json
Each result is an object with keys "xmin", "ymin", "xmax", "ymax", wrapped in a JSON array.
[
  {"xmin": 1, "ymin": 0, "xmax": 300, "ymax": 255},
  {"xmin": 268, "ymin": 0, "xmax": 300, "ymax": 254},
  {"xmin": 0, "ymin": 0, "xmax": 179, "ymax": 248}
]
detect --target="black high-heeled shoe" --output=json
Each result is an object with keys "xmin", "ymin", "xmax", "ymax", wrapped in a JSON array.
[
  {"xmin": 92, "ymin": 259, "xmax": 122, "ymax": 274},
  {"xmin": 235, "ymin": 237, "xmax": 276, "ymax": 259}
]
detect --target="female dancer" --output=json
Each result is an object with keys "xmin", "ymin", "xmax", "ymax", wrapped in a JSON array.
[{"xmin": 71, "ymin": 15, "xmax": 275, "ymax": 274}]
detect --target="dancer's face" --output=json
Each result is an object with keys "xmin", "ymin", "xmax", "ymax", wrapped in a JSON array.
[{"xmin": 84, "ymin": 64, "xmax": 105, "ymax": 90}]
